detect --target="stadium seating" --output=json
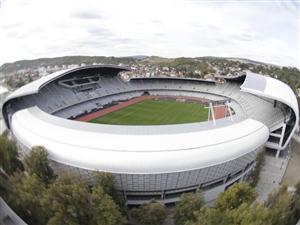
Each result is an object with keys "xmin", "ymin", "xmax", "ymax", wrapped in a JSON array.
[{"xmin": 8, "ymin": 76, "xmax": 285, "ymax": 130}]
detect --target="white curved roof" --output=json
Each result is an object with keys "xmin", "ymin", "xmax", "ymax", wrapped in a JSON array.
[
  {"xmin": 0, "ymin": 85, "xmax": 8, "ymax": 95},
  {"xmin": 11, "ymin": 106, "xmax": 269, "ymax": 174},
  {"xmin": 4, "ymin": 65, "xmax": 129, "ymax": 104},
  {"xmin": 5, "ymin": 67, "xmax": 298, "ymax": 173},
  {"xmin": 241, "ymin": 72, "xmax": 299, "ymax": 148},
  {"xmin": 4, "ymin": 68, "xmax": 73, "ymax": 102}
]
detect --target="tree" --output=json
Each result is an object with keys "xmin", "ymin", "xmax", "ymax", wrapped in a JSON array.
[
  {"xmin": 41, "ymin": 173, "xmax": 91, "ymax": 225},
  {"xmin": 187, "ymin": 198, "xmax": 270, "ymax": 225},
  {"xmin": 186, "ymin": 207, "xmax": 230, "ymax": 225},
  {"xmin": 9, "ymin": 173, "xmax": 48, "ymax": 225},
  {"xmin": 131, "ymin": 200, "xmax": 166, "ymax": 225},
  {"xmin": 227, "ymin": 202, "xmax": 271, "ymax": 225},
  {"xmin": 93, "ymin": 172, "xmax": 125, "ymax": 210},
  {"xmin": 0, "ymin": 135, "xmax": 23, "ymax": 174},
  {"xmin": 292, "ymin": 196, "xmax": 300, "ymax": 225},
  {"xmin": 174, "ymin": 190, "xmax": 204, "ymax": 225},
  {"xmin": 187, "ymin": 202, "xmax": 270, "ymax": 225},
  {"xmin": 42, "ymin": 172, "xmax": 126, "ymax": 225},
  {"xmin": 265, "ymin": 185, "xmax": 293, "ymax": 225},
  {"xmin": 214, "ymin": 182, "xmax": 256, "ymax": 211},
  {"xmin": 90, "ymin": 184, "xmax": 127, "ymax": 225},
  {"xmin": 249, "ymin": 149, "xmax": 265, "ymax": 187},
  {"xmin": 24, "ymin": 146, "xmax": 54, "ymax": 183},
  {"xmin": 290, "ymin": 182, "xmax": 300, "ymax": 224}
]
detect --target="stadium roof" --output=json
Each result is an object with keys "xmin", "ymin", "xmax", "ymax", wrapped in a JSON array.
[
  {"xmin": 242, "ymin": 72, "xmax": 298, "ymax": 115},
  {"xmin": 3, "ymin": 67, "xmax": 299, "ymax": 173},
  {"xmin": 241, "ymin": 71, "xmax": 299, "ymax": 148},
  {"xmin": 0, "ymin": 85, "xmax": 8, "ymax": 95},
  {"xmin": 4, "ymin": 65, "xmax": 129, "ymax": 103},
  {"xmin": 11, "ymin": 106, "xmax": 269, "ymax": 174}
]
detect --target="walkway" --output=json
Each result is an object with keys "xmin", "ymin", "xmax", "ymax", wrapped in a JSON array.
[
  {"xmin": 256, "ymin": 153, "xmax": 289, "ymax": 202},
  {"xmin": 282, "ymin": 138, "xmax": 300, "ymax": 186},
  {"xmin": 293, "ymin": 133, "xmax": 300, "ymax": 143}
]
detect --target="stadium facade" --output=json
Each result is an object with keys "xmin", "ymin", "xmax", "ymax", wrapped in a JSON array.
[{"xmin": 2, "ymin": 65, "xmax": 299, "ymax": 205}]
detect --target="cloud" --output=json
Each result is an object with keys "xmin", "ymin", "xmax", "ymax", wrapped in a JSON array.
[
  {"xmin": 1, "ymin": 21, "xmax": 24, "ymax": 30},
  {"xmin": 0, "ymin": 0, "xmax": 299, "ymax": 68},
  {"xmin": 87, "ymin": 27, "xmax": 113, "ymax": 36},
  {"xmin": 71, "ymin": 11, "xmax": 103, "ymax": 20}
]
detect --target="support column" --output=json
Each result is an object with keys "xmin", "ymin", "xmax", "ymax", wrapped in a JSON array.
[
  {"xmin": 210, "ymin": 102, "xmax": 216, "ymax": 125},
  {"xmin": 161, "ymin": 191, "xmax": 165, "ymax": 200},
  {"xmin": 225, "ymin": 101, "xmax": 233, "ymax": 121},
  {"xmin": 276, "ymin": 124, "xmax": 286, "ymax": 158},
  {"xmin": 276, "ymin": 149, "xmax": 280, "ymax": 158}
]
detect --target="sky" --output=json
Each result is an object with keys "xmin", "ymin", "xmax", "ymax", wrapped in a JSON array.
[{"xmin": 0, "ymin": 0, "xmax": 299, "ymax": 67}]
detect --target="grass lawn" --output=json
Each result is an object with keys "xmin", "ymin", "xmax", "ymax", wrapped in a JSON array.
[{"xmin": 89, "ymin": 99, "xmax": 209, "ymax": 125}]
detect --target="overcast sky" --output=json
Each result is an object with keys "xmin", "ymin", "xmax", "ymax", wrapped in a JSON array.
[{"xmin": 0, "ymin": 0, "xmax": 299, "ymax": 67}]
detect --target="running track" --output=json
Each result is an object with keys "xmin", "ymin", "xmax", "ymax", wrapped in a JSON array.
[{"xmin": 76, "ymin": 95, "xmax": 228, "ymax": 122}]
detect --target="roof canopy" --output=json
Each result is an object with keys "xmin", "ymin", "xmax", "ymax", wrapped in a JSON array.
[
  {"xmin": 11, "ymin": 106, "xmax": 269, "ymax": 174},
  {"xmin": 241, "ymin": 72, "xmax": 299, "ymax": 148},
  {"xmin": 3, "ymin": 65, "xmax": 130, "ymax": 104},
  {"xmin": 0, "ymin": 85, "xmax": 8, "ymax": 95}
]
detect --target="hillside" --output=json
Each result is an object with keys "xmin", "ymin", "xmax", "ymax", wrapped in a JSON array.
[
  {"xmin": 0, "ymin": 56, "xmax": 139, "ymax": 75},
  {"xmin": 1, "ymin": 56, "xmax": 299, "ymax": 97},
  {"xmin": 0, "ymin": 55, "xmax": 281, "ymax": 76}
]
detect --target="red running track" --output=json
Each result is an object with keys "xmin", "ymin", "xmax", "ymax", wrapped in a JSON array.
[{"xmin": 211, "ymin": 105, "xmax": 230, "ymax": 120}]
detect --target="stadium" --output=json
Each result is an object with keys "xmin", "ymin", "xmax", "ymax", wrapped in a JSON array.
[{"xmin": 2, "ymin": 65, "xmax": 299, "ymax": 205}]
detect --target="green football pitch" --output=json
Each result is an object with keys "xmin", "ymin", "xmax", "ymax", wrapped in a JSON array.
[{"xmin": 89, "ymin": 99, "xmax": 209, "ymax": 125}]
